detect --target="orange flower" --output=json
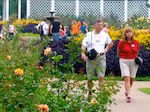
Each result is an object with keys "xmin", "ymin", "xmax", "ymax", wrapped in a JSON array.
[
  {"xmin": 14, "ymin": 68, "xmax": 24, "ymax": 76},
  {"xmin": 37, "ymin": 104, "xmax": 49, "ymax": 112},
  {"xmin": 6, "ymin": 55, "xmax": 11, "ymax": 61}
]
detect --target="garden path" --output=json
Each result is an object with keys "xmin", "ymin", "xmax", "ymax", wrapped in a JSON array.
[{"xmin": 110, "ymin": 81, "xmax": 150, "ymax": 112}]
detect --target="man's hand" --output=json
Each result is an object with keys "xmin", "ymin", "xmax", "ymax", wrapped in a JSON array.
[
  {"xmin": 81, "ymin": 53, "xmax": 87, "ymax": 62},
  {"xmin": 98, "ymin": 49, "xmax": 107, "ymax": 56},
  {"xmin": 81, "ymin": 45, "xmax": 87, "ymax": 62},
  {"xmin": 104, "ymin": 48, "xmax": 108, "ymax": 54}
]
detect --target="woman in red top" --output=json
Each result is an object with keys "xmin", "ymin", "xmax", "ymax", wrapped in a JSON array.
[{"xmin": 117, "ymin": 27, "xmax": 140, "ymax": 103}]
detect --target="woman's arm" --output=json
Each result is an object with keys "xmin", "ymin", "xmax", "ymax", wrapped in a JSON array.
[{"xmin": 117, "ymin": 40, "xmax": 122, "ymax": 57}]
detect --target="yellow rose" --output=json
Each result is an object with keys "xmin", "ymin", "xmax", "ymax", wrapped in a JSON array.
[
  {"xmin": 14, "ymin": 68, "xmax": 24, "ymax": 76},
  {"xmin": 90, "ymin": 98, "xmax": 98, "ymax": 105},
  {"xmin": 6, "ymin": 55, "xmax": 11, "ymax": 61},
  {"xmin": 44, "ymin": 48, "xmax": 52, "ymax": 56}
]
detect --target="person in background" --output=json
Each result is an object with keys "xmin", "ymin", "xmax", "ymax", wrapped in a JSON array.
[
  {"xmin": 65, "ymin": 26, "xmax": 71, "ymax": 37},
  {"xmin": 50, "ymin": 17, "xmax": 61, "ymax": 41},
  {"xmin": 117, "ymin": 27, "xmax": 140, "ymax": 103},
  {"xmin": 8, "ymin": 21, "xmax": 16, "ymax": 40},
  {"xmin": 36, "ymin": 18, "xmax": 49, "ymax": 44},
  {"xmin": 59, "ymin": 25, "xmax": 67, "ymax": 40},
  {"xmin": 81, "ymin": 20, "xmax": 113, "ymax": 99},
  {"xmin": 102, "ymin": 22, "xmax": 109, "ymax": 33},
  {"xmin": 80, "ymin": 20, "xmax": 88, "ymax": 34},
  {"xmin": 71, "ymin": 20, "xmax": 81, "ymax": 35}
]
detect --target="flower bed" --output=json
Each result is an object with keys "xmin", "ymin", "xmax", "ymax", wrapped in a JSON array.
[
  {"xmin": 0, "ymin": 36, "xmax": 118, "ymax": 112},
  {"xmin": 0, "ymin": 18, "xmax": 150, "ymax": 111}
]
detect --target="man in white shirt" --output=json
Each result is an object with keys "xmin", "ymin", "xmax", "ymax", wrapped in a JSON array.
[
  {"xmin": 81, "ymin": 20, "xmax": 113, "ymax": 98},
  {"xmin": 36, "ymin": 19, "xmax": 49, "ymax": 44}
]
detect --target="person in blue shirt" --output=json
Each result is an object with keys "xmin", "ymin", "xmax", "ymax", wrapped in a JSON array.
[{"xmin": 80, "ymin": 20, "xmax": 88, "ymax": 34}]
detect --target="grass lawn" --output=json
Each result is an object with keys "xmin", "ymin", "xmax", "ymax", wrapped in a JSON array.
[{"xmin": 139, "ymin": 88, "xmax": 150, "ymax": 95}]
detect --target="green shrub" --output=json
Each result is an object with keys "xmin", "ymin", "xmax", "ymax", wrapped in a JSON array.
[
  {"xmin": 128, "ymin": 17, "xmax": 150, "ymax": 29},
  {"xmin": 0, "ymin": 34, "xmax": 119, "ymax": 112}
]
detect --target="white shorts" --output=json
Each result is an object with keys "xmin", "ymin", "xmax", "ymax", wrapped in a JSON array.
[{"xmin": 119, "ymin": 58, "xmax": 139, "ymax": 78}]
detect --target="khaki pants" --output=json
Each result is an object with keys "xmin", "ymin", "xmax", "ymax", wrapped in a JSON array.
[
  {"xmin": 119, "ymin": 58, "xmax": 139, "ymax": 78},
  {"xmin": 86, "ymin": 55, "xmax": 106, "ymax": 80}
]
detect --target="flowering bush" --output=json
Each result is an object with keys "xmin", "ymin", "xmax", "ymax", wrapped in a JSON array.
[
  {"xmin": 72, "ymin": 34, "xmax": 85, "ymax": 44},
  {"xmin": 0, "ymin": 37, "xmax": 50, "ymax": 111},
  {"xmin": 0, "ymin": 34, "xmax": 119, "ymax": 112},
  {"xmin": 128, "ymin": 17, "xmax": 150, "ymax": 29},
  {"xmin": 0, "ymin": 19, "xmax": 40, "ymax": 26},
  {"xmin": 108, "ymin": 27, "xmax": 122, "ymax": 40},
  {"xmin": 134, "ymin": 29, "xmax": 150, "ymax": 49},
  {"xmin": 72, "ymin": 28, "xmax": 150, "ymax": 49},
  {"xmin": 0, "ymin": 19, "xmax": 40, "ymax": 34},
  {"xmin": 0, "ymin": 17, "xmax": 149, "ymax": 111},
  {"xmin": 12, "ymin": 19, "xmax": 40, "ymax": 27},
  {"xmin": 0, "ymin": 20, "xmax": 8, "ymax": 25}
]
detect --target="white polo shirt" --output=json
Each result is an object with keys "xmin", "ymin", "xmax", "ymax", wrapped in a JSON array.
[{"xmin": 82, "ymin": 31, "xmax": 112, "ymax": 53}]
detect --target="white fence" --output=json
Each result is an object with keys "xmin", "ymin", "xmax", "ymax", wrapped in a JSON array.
[{"xmin": 29, "ymin": 0, "xmax": 150, "ymax": 21}]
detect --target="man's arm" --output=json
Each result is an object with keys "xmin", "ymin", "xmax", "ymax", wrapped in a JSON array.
[
  {"xmin": 81, "ymin": 45, "xmax": 87, "ymax": 62},
  {"xmin": 104, "ymin": 41, "xmax": 113, "ymax": 53},
  {"xmin": 104, "ymin": 32, "xmax": 113, "ymax": 53}
]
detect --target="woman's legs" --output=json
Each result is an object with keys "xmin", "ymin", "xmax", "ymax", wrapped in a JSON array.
[
  {"xmin": 120, "ymin": 59, "xmax": 137, "ymax": 103},
  {"xmin": 130, "ymin": 77, "xmax": 134, "ymax": 88},
  {"xmin": 124, "ymin": 76, "xmax": 132, "ymax": 103},
  {"xmin": 124, "ymin": 77, "xmax": 134, "ymax": 92},
  {"xmin": 124, "ymin": 76, "xmax": 131, "ymax": 96}
]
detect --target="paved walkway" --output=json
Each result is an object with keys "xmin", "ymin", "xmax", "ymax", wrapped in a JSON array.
[{"xmin": 110, "ymin": 81, "xmax": 150, "ymax": 112}]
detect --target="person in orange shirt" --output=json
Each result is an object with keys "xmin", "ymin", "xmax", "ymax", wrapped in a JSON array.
[{"xmin": 71, "ymin": 20, "xmax": 81, "ymax": 35}]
